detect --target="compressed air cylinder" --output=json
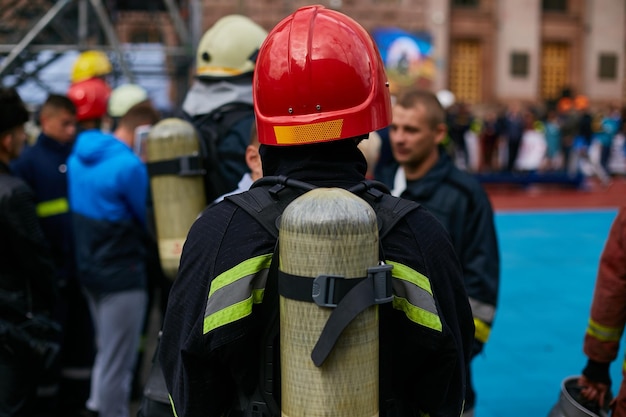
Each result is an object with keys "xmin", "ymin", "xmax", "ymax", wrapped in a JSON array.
[
  {"xmin": 279, "ymin": 187, "xmax": 380, "ymax": 417},
  {"xmin": 146, "ymin": 118, "xmax": 206, "ymax": 280}
]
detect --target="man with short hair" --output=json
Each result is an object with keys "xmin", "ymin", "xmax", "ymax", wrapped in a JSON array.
[
  {"xmin": 67, "ymin": 99, "xmax": 160, "ymax": 417},
  {"xmin": 11, "ymin": 93, "xmax": 96, "ymax": 416},
  {"xmin": 383, "ymin": 88, "xmax": 500, "ymax": 417},
  {"xmin": 0, "ymin": 87, "xmax": 58, "ymax": 416}
]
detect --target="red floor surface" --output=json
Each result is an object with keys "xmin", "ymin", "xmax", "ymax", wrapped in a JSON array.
[{"xmin": 485, "ymin": 175, "xmax": 626, "ymax": 211}]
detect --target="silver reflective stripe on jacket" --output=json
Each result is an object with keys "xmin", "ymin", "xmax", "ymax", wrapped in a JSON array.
[
  {"xmin": 203, "ymin": 253, "xmax": 273, "ymax": 334},
  {"xmin": 203, "ymin": 255, "xmax": 442, "ymax": 334},
  {"xmin": 387, "ymin": 260, "xmax": 442, "ymax": 332},
  {"xmin": 469, "ymin": 297, "xmax": 496, "ymax": 343}
]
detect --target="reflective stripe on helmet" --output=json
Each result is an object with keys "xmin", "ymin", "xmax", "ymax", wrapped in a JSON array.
[
  {"xmin": 36, "ymin": 197, "xmax": 69, "ymax": 218},
  {"xmin": 203, "ymin": 253, "xmax": 273, "ymax": 334},
  {"xmin": 387, "ymin": 260, "xmax": 442, "ymax": 332},
  {"xmin": 587, "ymin": 318, "xmax": 623, "ymax": 342},
  {"xmin": 274, "ymin": 119, "xmax": 343, "ymax": 145}
]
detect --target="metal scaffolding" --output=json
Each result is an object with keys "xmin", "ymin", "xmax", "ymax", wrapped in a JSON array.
[{"xmin": 0, "ymin": 0, "xmax": 200, "ymax": 108}]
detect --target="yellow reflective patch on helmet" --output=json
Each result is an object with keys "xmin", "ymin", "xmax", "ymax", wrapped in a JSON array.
[
  {"xmin": 274, "ymin": 119, "xmax": 343, "ymax": 144},
  {"xmin": 196, "ymin": 65, "xmax": 245, "ymax": 77}
]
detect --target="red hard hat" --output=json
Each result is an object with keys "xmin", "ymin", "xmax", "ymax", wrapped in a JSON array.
[
  {"xmin": 67, "ymin": 78, "xmax": 111, "ymax": 122},
  {"xmin": 253, "ymin": 5, "xmax": 391, "ymax": 146}
]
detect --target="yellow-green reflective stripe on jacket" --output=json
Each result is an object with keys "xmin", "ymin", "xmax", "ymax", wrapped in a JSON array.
[
  {"xmin": 36, "ymin": 197, "xmax": 69, "ymax": 218},
  {"xmin": 469, "ymin": 297, "xmax": 496, "ymax": 343},
  {"xmin": 203, "ymin": 253, "xmax": 273, "ymax": 334},
  {"xmin": 587, "ymin": 318, "xmax": 623, "ymax": 342},
  {"xmin": 203, "ymin": 256, "xmax": 442, "ymax": 334},
  {"xmin": 387, "ymin": 260, "xmax": 442, "ymax": 332}
]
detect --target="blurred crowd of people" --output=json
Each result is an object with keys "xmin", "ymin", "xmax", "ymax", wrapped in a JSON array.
[
  {"xmin": 426, "ymin": 93, "xmax": 626, "ymax": 187},
  {"xmin": 2, "ymin": 6, "xmax": 625, "ymax": 417},
  {"xmin": 1, "ymin": 47, "xmax": 170, "ymax": 417}
]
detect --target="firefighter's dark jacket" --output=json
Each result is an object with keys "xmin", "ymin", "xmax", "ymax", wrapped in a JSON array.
[
  {"xmin": 11, "ymin": 133, "xmax": 76, "ymax": 286},
  {"xmin": 380, "ymin": 150, "xmax": 499, "ymax": 353},
  {"xmin": 159, "ymin": 140, "xmax": 474, "ymax": 417},
  {"xmin": 0, "ymin": 161, "xmax": 57, "ymax": 318}
]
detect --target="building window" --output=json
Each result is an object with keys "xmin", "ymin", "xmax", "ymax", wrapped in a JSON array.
[
  {"xmin": 510, "ymin": 52, "xmax": 529, "ymax": 77},
  {"xmin": 542, "ymin": 0, "xmax": 567, "ymax": 12},
  {"xmin": 598, "ymin": 53, "xmax": 617, "ymax": 80},
  {"xmin": 452, "ymin": 0, "xmax": 479, "ymax": 7}
]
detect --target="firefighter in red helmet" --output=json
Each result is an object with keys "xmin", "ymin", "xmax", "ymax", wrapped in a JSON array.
[
  {"xmin": 67, "ymin": 77, "xmax": 111, "ymax": 129},
  {"xmin": 159, "ymin": 5, "xmax": 473, "ymax": 417}
]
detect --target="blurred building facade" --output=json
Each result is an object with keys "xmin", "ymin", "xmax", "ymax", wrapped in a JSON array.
[
  {"xmin": 200, "ymin": 0, "xmax": 624, "ymax": 109},
  {"xmin": 1, "ymin": 0, "xmax": 624, "ymax": 109}
]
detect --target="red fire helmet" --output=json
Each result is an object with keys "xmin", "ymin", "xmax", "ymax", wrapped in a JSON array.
[
  {"xmin": 67, "ymin": 77, "xmax": 111, "ymax": 122},
  {"xmin": 253, "ymin": 5, "xmax": 392, "ymax": 146}
]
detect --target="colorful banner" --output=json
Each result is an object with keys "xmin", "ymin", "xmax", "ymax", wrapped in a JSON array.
[{"xmin": 372, "ymin": 27, "xmax": 435, "ymax": 94}]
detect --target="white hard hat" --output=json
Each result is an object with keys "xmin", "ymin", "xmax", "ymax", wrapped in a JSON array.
[
  {"xmin": 108, "ymin": 83, "xmax": 149, "ymax": 118},
  {"xmin": 195, "ymin": 15, "xmax": 267, "ymax": 78}
]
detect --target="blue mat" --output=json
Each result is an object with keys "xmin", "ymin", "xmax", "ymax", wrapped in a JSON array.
[{"xmin": 473, "ymin": 209, "xmax": 620, "ymax": 417}]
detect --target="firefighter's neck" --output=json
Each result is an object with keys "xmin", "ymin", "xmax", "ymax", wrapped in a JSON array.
[{"xmin": 113, "ymin": 126, "xmax": 133, "ymax": 149}]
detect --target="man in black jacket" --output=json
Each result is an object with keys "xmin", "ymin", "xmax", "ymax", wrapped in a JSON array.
[
  {"xmin": 0, "ymin": 87, "xmax": 58, "ymax": 416},
  {"xmin": 160, "ymin": 6, "xmax": 474, "ymax": 417},
  {"xmin": 383, "ymin": 88, "xmax": 500, "ymax": 417},
  {"xmin": 11, "ymin": 93, "xmax": 96, "ymax": 417}
]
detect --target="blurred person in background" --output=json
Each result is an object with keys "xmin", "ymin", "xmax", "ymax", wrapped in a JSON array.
[
  {"xmin": 0, "ymin": 87, "xmax": 59, "ymax": 417},
  {"xmin": 578, "ymin": 207, "xmax": 626, "ymax": 416},
  {"xmin": 384, "ymin": 88, "xmax": 499, "ymax": 417},
  {"xmin": 179, "ymin": 14, "xmax": 266, "ymax": 202},
  {"xmin": 67, "ymin": 80, "xmax": 159, "ymax": 417},
  {"xmin": 11, "ymin": 94, "xmax": 95, "ymax": 417}
]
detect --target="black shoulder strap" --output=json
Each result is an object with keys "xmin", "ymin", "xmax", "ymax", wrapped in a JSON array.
[
  {"xmin": 348, "ymin": 180, "xmax": 421, "ymax": 240},
  {"xmin": 224, "ymin": 177, "xmax": 421, "ymax": 410},
  {"xmin": 224, "ymin": 176, "xmax": 316, "ymax": 238}
]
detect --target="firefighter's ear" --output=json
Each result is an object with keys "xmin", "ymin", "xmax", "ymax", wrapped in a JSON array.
[
  {"xmin": 245, "ymin": 144, "xmax": 262, "ymax": 181},
  {"xmin": 0, "ymin": 131, "xmax": 10, "ymax": 154}
]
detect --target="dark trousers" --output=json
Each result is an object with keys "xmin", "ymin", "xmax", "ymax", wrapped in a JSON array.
[
  {"xmin": 0, "ymin": 343, "xmax": 42, "ymax": 417},
  {"xmin": 465, "ymin": 365, "xmax": 476, "ymax": 411}
]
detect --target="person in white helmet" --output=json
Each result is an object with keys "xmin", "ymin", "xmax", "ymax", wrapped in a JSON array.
[{"xmin": 178, "ymin": 14, "xmax": 267, "ymax": 202}]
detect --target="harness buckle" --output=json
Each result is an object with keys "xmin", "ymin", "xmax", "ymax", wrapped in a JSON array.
[
  {"xmin": 368, "ymin": 263, "xmax": 393, "ymax": 304},
  {"xmin": 312, "ymin": 274, "xmax": 345, "ymax": 307}
]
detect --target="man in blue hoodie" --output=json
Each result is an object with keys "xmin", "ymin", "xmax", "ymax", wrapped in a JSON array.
[{"xmin": 67, "ymin": 82, "xmax": 160, "ymax": 417}]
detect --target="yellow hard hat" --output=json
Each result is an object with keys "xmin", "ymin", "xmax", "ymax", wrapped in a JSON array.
[
  {"xmin": 71, "ymin": 50, "xmax": 113, "ymax": 83},
  {"xmin": 108, "ymin": 83, "xmax": 149, "ymax": 118},
  {"xmin": 195, "ymin": 15, "xmax": 267, "ymax": 79}
]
